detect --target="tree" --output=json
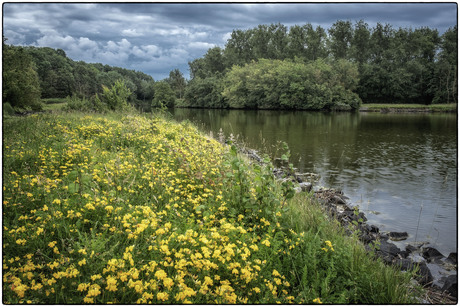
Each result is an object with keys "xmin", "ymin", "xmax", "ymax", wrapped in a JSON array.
[
  {"xmin": 139, "ymin": 79, "xmax": 155, "ymax": 102},
  {"xmin": 267, "ymin": 23, "xmax": 289, "ymax": 59},
  {"xmin": 152, "ymin": 81, "xmax": 175, "ymax": 108},
  {"xmin": 305, "ymin": 24, "xmax": 329, "ymax": 61},
  {"xmin": 99, "ymin": 79, "xmax": 131, "ymax": 111},
  {"xmin": 73, "ymin": 61, "xmax": 99, "ymax": 98},
  {"xmin": 26, "ymin": 46, "xmax": 75, "ymax": 98},
  {"xmin": 432, "ymin": 26, "xmax": 458, "ymax": 104},
  {"xmin": 184, "ymin": 77, "xmax": 225, "ymax": 108},
  {"xmin": 223, "ymin": 29, "xmax": 254, "ymax": 67},
  {"xmin": 288, "ymin": 24, "xmax": 307, "ymax": 58},
  {"xmin": 350, "ymin": 20, "xmax": 371, "ymax": 66},
  {"xmin": 2, "ymin": 42, "xmax": 41, "ymax": 109},
  {"xmin": 328, "ymin": 20, "xmax": 353, "ymax": 60},
  {"xmin": 167, "ymin": 69, "xmax": 187, "ymax": 99}
]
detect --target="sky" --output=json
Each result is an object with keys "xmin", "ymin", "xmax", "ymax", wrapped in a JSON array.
[{"xmin": 3, "ymin": 2, "xmax": 458, "ymax": 80}]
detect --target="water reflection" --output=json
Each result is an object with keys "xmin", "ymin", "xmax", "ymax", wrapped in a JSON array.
[{"xmin": 171, "ymin": 109, "xmax": 457, "ymax": 255}]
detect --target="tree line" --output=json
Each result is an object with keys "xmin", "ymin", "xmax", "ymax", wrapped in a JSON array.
[
  {"xmin": 3, "ymin": 20, "xmax": 457, "ymax": 112},
  {"xmin": 184, "ymin": 21, "xmax": 457, "ymax": 110},
  {"xmin": 3, "ymin": 38, "xmax": 185, "ymax": 112}
]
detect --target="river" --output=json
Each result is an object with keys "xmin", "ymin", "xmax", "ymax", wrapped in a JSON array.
[{"xmin": 170, "ymin": 108, "xmax": 457, "ymax": 256}]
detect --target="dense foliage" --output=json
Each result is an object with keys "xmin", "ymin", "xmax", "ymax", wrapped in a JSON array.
[
  {"xmin": 2, "ymin": 39, "xmax": 158, "ymax": 111},
  {"xmin": 3, "ymin": 112, "xmax": 418, "ymax": 304},
  {"xmin": 2, "ymin": 20, "xmax": 457, "ymax": 111},
  {"xmin": 2, "ymin": 42, "xmax": 42, "ymax": 110},
  {"xmin": 184, "ymin": 21, "xmax": 457, "ymax": 108},
  {"xmin": 222, "ymin": 58, "xmax": 361, "ymax": 110}
]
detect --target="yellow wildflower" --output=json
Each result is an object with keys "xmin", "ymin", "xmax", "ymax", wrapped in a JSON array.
[
  {"xmin": 90, "ymin": 274, "xmax": 102, "ymax": 281},
  {"xmin": 163, "ymin": 277, "xmax": 174, "ymax": 289},
  {"xmin": 16, "ymin": 239, "xmax": 27, "ymax": 245},
  {"xmin": 106, "ymin": 276, "xmax": 118, "ymax": 292},
  {"xmin": 261, "ymin": 239, "xmax": 271, "ymax": 247},
  {"xmin": 154, "ymin": 269, "xmax": 167, "ymax": 280},
  {"xmin": 313, "ymin": 297, "xmax": 323, "ymax": 304},
  {"xmin": 157, "ymin": 292, "xmax": 169, "ymax": 301}
]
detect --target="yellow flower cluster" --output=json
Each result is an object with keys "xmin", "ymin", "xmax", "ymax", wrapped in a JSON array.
[
  {"xmin": 2, "ymin": 113, "xmax": 306, "ymax": 304},
  {"xmin": 321, "ymin": 240, "xmax": 335, "ymax": 252}
]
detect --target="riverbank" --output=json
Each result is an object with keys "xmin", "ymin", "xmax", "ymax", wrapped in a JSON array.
[
  {"xmin": 360, "ymin": 103, "xmax": 457, "ymax": 113},
  {"xmin": 240, "ymin": 146, "xmax": 457, "ymax": 303},
  {"xmin": 3, "ymin": 111, "xmax": 422, "ymax": 304}
]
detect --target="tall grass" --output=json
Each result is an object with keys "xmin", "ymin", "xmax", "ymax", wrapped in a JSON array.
[{"xmin": 2, "ymin": 111, "xmax": 420, "ymax": 304}]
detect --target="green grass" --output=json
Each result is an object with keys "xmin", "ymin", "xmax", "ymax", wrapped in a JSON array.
[
  {"xmin": 2, "ymin": 111, "xmax": 421, "ymax": 304},
  {"xmin": 41, "ymin": 98, "xmax": 68, "ymax": 112},
  {"xmin": 361, "ymin": 103, "xmax": 457, "ymax": 112}
]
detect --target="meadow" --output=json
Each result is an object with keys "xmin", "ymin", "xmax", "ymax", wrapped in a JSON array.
[{"xmin": 2, "ymin": 111, "xmax": 420, "ymax": 304}]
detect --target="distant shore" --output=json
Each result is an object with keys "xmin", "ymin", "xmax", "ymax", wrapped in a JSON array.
[{"xmin": 360, "ymin": 103, "xmax": 457, "ymax": 113}]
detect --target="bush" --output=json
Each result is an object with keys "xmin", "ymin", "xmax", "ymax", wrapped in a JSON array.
[
  {"xmin": 222, "ymin": 58, "xmax": 362, "ymax": 110},
  {"xmin": 152, "ymin": 81, "xmax": 175, "ymax": 109},
  {"xmin": 2, "ymin": 102, "xmax": 15, "ymax": 116},
  {"xmin": 64, "ymin": 94, "xmax": 107, "ymax": 113},
  {"xmin": 100, "ymin": 79, "xmax": 131, "ymax": 111}
]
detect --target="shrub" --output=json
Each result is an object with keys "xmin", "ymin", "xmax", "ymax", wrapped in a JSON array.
[
  {"xmin": 2, "ymin": 102, "xmax": 15, "ymax": 116},
  {"xmin": 99, "ymin": 79, "xmax": 131, "ymax": 111}
]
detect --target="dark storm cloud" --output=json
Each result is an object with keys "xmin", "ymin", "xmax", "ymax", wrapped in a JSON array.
[{"xmin": 3, "ymin": 2, "xmax": 457, "ymax": 80}]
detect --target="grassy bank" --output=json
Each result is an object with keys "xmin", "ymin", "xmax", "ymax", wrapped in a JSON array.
[
  {"xmin": 2, "ymin": 111, "xmax": 420, "ymax": 304},
  {"xmin": 360, "ymin": 103, "xmax": 457, "ymax": 113}
]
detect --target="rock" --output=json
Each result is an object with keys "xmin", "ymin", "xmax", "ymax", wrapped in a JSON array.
[
  {"xmin": 378, "ymin": 233, "xmax": 389, "ymax": 241},
  {"xmin": 362, "ymin": 224, "xmax": 372, "ymax": 232},
  {"xmin": 406, "ymin": 244, "xmax": 418, "ymax": 253},
  {"xmin": 417, "ymin": 262, "xmax": 434, "ymax": 286},
  {"xmin": 422, "ymin": 247, "xmax": 445, "ymax": 263},
  {"xmin": 441, "ymin": 275, "xmax": 457, "ymax": 298},
  {"xmin": 298, "ymin": 182, "xmax": 312, "ymax": 192},
  {"xmin": 447, "ymin": 253, "xmax": 457, "ymax": 265},
  {"xmin": 389, "ymin": 231, "xmax": 409, "ymax": 241},
  {"xmin": 331, "ymin": 195, "xmax": 346, "ymax": 204},
  {"xmin": 369, "ymin": 225, "xmax": 379, "ymax": 233},
  {"xmin": 378, "ymin": 240, "xmax": 404, "ymax": 258},
  {"xmin": 394, "ymin": 259, "xmax": 434, "ymax": 286},
  {"xmin": 359, "ymin": 233, "xmax": 373, "ymax": 244},
  {"xmin": 358, "ymin": 212, "xmax": 367, "ymax": 222}
]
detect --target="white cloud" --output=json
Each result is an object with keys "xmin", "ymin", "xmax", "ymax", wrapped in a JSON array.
[
  {"xmin": 187, "ymin": 41, "xmax": 215, "ymax": 50},
  {"xmin": 132, "ymin": 45, "xmax": 162, "ymax": 59},
  {"xmin": 36, "ymin": 31, "xmax": 75, "ymax": 49},
  {"xmin": 122, "ymin": 29, "xmax": 142, "ymax": 37},
  {"xmin": 77, "ymin": 37, "xmax": 98, "ymax": 50}
]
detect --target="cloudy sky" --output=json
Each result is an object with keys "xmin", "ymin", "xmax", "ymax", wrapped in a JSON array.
[{"xmin": 3, "ymin": 2, "xmax": 457, "ymax": 80}]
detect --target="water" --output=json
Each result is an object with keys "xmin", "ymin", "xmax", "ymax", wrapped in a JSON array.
[{"xmin": 170, "ymin": 109, "xmax": 457, "ymax": 256}]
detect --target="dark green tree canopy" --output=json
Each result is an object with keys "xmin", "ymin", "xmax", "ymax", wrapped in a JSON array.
[
  {"xmin": 185, "ymin": 20, "xmax": 456, "ymax": 108},
  {"xmin": 3, "ymin": 42, "xmax": 41, "ymax": 109}
]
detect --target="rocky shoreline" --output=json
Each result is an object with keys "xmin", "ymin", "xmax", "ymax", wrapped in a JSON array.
[
  {"xmin": 315, "ymin": 188, "xmax": 457, "ymax": 302},
  {"xmin": 240, "ymin": 147, "xmax": 457, "ymax": 303}
]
